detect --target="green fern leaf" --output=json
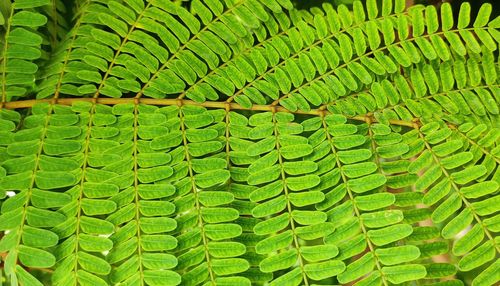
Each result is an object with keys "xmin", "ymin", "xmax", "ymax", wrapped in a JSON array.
[{"xmin": 0, "ymin": 0, "xmax": 499, "ymax": 285}]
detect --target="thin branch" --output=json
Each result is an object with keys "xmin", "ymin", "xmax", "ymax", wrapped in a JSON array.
[{"xmin": 1, "ymin": 98, "xmax": 418, "ymax": 128}]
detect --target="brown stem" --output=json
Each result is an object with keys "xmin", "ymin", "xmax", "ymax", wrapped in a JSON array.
[{"xmin": 1, "ymin": 98, "xmax": 419, "ymax": 127}]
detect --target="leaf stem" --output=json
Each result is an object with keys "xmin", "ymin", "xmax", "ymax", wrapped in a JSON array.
[{"xmin": 1, "ymin": 98, "xmax": 418, "ymax": 127}]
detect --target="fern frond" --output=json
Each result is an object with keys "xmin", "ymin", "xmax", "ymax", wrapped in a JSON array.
[
  {"xmin": 173, "ymin": 106, "xmax": 248, "ymax": 285},
  {"xmin": 0, "ymin": 103, "xmax": 80, "ymax": 285},
  {"xmin": 35, "ymin": 0, "xmax": 100, "ymax": 100},
  {"xmin": 407, "ymin": 121, "xmax": 500, "ymax": 285},
  {"xmin": 0, "ymin": 0, "xmax": 499, "ymax": 285},
  {"xmin": 239, "ymin": 112, "xmax": 346, "ymax": 285},
  {"xmin": 229, "ymin": 1, "xmax": 499, "ymax": 110},
  {"xmin": 43, "ymin": 0, "xmax": 70, "ymax": 46},
  {"xmin": 0, "ymin": 0, "xmax": 51, "ymax": 103},
  {"xmin": 134, "ymin": 0, "xmax": 293, "ymax": 100},
  {"xmin": 319, "ymin": 116, "xmax": 437, "ymax": 286},
  {"xmin": 34, "ymin": 0, "xmax": 294, "ymax": 101},
  {"xmin": 327, "ymin": 50, "xmax": 499, "ymax": 126}
]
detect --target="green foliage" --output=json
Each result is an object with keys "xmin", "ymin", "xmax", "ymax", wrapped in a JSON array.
[{"xmin": 0, "ymin": 0, "xmax": 499, "ymax": 285}]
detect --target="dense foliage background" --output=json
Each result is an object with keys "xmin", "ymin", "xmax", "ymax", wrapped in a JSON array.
[{"xmin": 0, "ymin": 0, "xmax": 499, "ymax": 285}]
